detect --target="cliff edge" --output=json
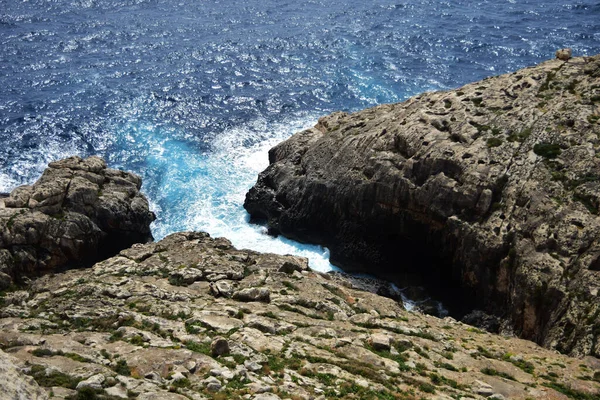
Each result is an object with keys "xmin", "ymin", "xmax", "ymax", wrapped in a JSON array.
[{"xmin": 245, "ymin": 55, "xmax": 600, "ymax": 357}]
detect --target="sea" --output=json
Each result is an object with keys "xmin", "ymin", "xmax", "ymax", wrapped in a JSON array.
[{"xmin": 1, "ymin": 0, "xmax": 599, "ymax": 281}]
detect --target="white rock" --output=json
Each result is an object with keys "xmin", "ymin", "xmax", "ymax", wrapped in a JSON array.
[{"xmin": 76, "ymin": 373, "xmax": 106, "ymax": 390}]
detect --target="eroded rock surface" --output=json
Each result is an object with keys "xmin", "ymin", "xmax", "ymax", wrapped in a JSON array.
[
  {"xmin": 0, "ymin": 349, "xmax": 48, "ymax": 399},
  {"xmin": 245, "ymin": 55, "xmax": 600, "ymax": 356},
  {"xmin": 1, "ymin": 232, "xmax": 599, "ymax": 399},
  {"xmin": 0, "ymin": 156, "xmax": 155, "ymax": 288}
]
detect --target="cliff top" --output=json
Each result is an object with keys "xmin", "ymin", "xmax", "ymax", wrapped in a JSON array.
[{"xmin": 1, "ymin": 232, "xmax": 599, "ymax": 399}]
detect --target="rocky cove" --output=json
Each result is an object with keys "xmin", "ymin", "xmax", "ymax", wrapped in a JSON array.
[{"xmin": 0, "ymin": 55, "xmax": 599, "ymax": 399}]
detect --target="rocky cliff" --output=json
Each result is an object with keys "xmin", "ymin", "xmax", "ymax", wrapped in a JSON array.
[
  {"xmin": 1, "ymin": 232, "xmax": 599, "ymax": 399},
  {"xmin": 245, "ymin": 55, "xmax": 600, "ymax": 357},
  {"xmin": 0, "ymin": 156, "xmax": 155, "ymax": 290}
]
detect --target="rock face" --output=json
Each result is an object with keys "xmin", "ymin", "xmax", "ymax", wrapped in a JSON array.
[
  {"xmin": 0, "ymin": 156, "xmax": 155, "ymax": 288},
  {"xmin": 0, "ymin": 349, "xmax": 48, "ymax": 399},
  {"xmin": 1, "ymin": 232, "xmax": 598, "ymax": 399},
  {"xmin": 245, "ymin": 55, "xmax": 600, "ymax": 356}
]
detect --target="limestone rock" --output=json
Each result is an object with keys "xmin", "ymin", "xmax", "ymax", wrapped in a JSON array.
[
  {"xmin": 76, "ymin": 373, "xmax": 105, "ymax": 390},
  {"xmin": 556, "ymin": 48, "xmax": 572, "ymax": 61},
  {"xmin": 211, "ymin": 337, "xmax": 230, "ymax": 357},
  {"xmin": 244, "ymin": 54, "xmax": 600, "ymax": 357},
  {"xmin": 0, "ymin": 349, "xmax": 48, "ymax": 399},
  {"xmin": 233, "ymin": 287, "xmax": 271, "ymax": 303},
  {"xmin": 0, "ymin": 156, "xmax": 154, "ymax": 286},
  {"xmin": 369, "ymin": 333, "xmax": 391, "ymax": 352}
]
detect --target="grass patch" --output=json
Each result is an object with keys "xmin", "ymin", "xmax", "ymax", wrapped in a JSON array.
[
  {"xmin": 503, "ymin": 354, "xmax": 535, "ymax": 374},
  {"xmin": 481, "ymin": 367, "xmax": 516, "ymax": 381},
  {"xmin": 185, "ymin": 341, "xmax": 211, "ymax": 355}
]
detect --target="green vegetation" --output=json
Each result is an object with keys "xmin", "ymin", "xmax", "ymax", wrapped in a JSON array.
[
  {"xmin": 533, "ymin": 143, "xmax": 561, "ymax": 158},
  {"xmin": 507, "ymin": 127, "xmax": 531, "ymax": 142},
  {"xmin": 282, "ymin": 281, "xmax": 299, "ymax": 291},
  {"xmin": 185, "ymin": 340, "xmax": 211, "ymax": 355},
  {"xmin": 544, "ymin": 382, "xmax": 600, "ymax": 400},
  {"xmin": 476, "ymin": 346, "xmax": 495, "ymax": 359},
  {"xmin": 26, "ymin": 364, "xmax": 80, "ymax": 389},
  {"xmin": 419, "ymin": 382, "xmax": 436, "ymax": 393},
  {"xmin": 481, "ymin": 367, "xmax": 516, "ymax": 381},
  {"xmin": 539, "ymin": 71, "xmax": 556, "ymax": 92},
  {"xmin": 503, "ymin": 354, "xmax": 535, "ymax": 374},
  {"xmin": 113, "ymin": 359, "xmax": 131, "ymax": 376},
  {"xmin": 434, "ymin": 361, "xmax": 458, "ymax": 372},
  {"xmin": 487, "ymin": 137, "xmax": 503, "ymax": 148},
  {"xmin": 429, "ymin": 372, "xmax": 463, "ymax": 389},
  {"xmin": 471, "ymin": 97, "xmax": 484, "ymax": 107}
]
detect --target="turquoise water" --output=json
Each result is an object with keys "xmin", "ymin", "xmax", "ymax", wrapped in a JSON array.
[{"xmin": 1, "ymin": 0, "xmax": 599, "ymax": 271}]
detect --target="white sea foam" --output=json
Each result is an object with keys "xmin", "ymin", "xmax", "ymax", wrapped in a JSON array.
[
  {"xmin": 117, "ymin": 115, "xmax": 337, "ymax": 273},
  {"xmin": 0, "ymin": 173, "xmax": 18, "ymax": 193}
]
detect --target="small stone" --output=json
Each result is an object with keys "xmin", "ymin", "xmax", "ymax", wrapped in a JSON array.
[
  {"xmin": 105, "ymin": 385, "xmax": 129, "ymax": 399},
  {"xmin": 247, "ymin": 382, "xmax": 273, "ymax": 393},
  {"xmin": 370, "ymin": 333, "xmax": 391, "ymax": 351},
  {"xmin": 76, "ymin": 374, "xmax": 106, "ymax": 390},
  {"xmin": 233, "ymin": 288, "xmax": 270, "ymax": 303},
  {"xmin": 210, "ymin": 280, "xmax": 233, "ymax": 298},
  {"xmin": 489, "ymin": 394, "xmax": 506, "ymax": 400},
  {"xmin": 211, "ymin": 337, "xmax": 230, "ymax": 357},
  {"xmin": 555, "ymin": 48, "xmax": 572, "ymax": 61},
  {"xmin": 204, "ymin": 376, "xmax": 222, "ymax": 392},
  {"xmin": 184, "ymin": 360, "xmax": 197, "ymax": 373},
  {"xmin": 473, "ymin": 380, "xmax": 494, "ymax": 396},
  {"xmin": 244, "ymin": 360, "xmax": 263, "ymax": 372},
  {"xmin": 278, "ymin": 261, "xmax": 304, "ymax": 274}
]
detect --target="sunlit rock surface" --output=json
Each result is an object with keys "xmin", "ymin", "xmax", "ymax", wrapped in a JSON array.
[
  {"xmin": 245, "ymin": 55, "xmax": 600, "ymax": 357},
  {"xmin": 1, "ymin": 232, "xmax": 599, "ymax": 399}
]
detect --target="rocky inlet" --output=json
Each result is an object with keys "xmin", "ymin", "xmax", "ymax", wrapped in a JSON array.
[{"xmin": 1, "ymin": 54, "xmax": 600, "ymax": 399}]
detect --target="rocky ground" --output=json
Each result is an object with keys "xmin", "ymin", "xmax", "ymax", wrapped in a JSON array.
[
  {"xmin": 244, "ymin": 54, "xmax": 600, "ymax": 357},
  {"xmin": 1, "ymin": 232, "xmax": 599, "ymax": 400}
]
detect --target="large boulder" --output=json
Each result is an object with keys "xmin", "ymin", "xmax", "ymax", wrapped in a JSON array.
[
  {"xmin": 0, "ymin": 156, "xmax": 154, "ymax": 287},
  {"xmin": 245, "ymin": 54, "xmax": 600, "ymax": 356}
]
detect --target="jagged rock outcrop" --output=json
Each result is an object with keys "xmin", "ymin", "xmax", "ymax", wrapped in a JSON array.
[
  {"xmin": 245, "ymin": 55, "xmax": 600, "ymax": 357},
  {"xmin": 0, "ymin": 156, "xmax": 155, "ymax": 288},
  {"xmin": 1, "ymin": 232, "xmax": 598, "ymax": 399}
]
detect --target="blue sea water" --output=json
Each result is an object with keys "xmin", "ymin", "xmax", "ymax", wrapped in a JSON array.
[{"xmin": 1, "ymin": 0, "xmax": 599, "ymax": 273}]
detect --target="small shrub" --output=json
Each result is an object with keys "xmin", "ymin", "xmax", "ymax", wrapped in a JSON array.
[
  {"xmin": 481, "ymin": 367, "xmax": 516, "ymax": 381},
  {"xmin": 419, "ymin": 382, "xmax": 436, "ymax": 393},
  {"xmin": 487, "ymin": 137, "xmax": 503, "ymax": 148},
  {"xmin": 534, "ymin": 143, "xmax": 561, "ymax": 158},
  {"xmin": 113, "ymin": 359, "xmax": 131, "ymax": 376}
]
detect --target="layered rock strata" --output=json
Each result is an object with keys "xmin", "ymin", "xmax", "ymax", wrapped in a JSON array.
[
  {"xmin": 0, "ymin": 156, "xmax": 155, "ymax": 289},
  {"xmin": 245, "ymin": 55, "xmax": 600, "ymax": 356},
  {"xmin": 1, "ymin": 232, "xmax": 598, "ymax": 399}
]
